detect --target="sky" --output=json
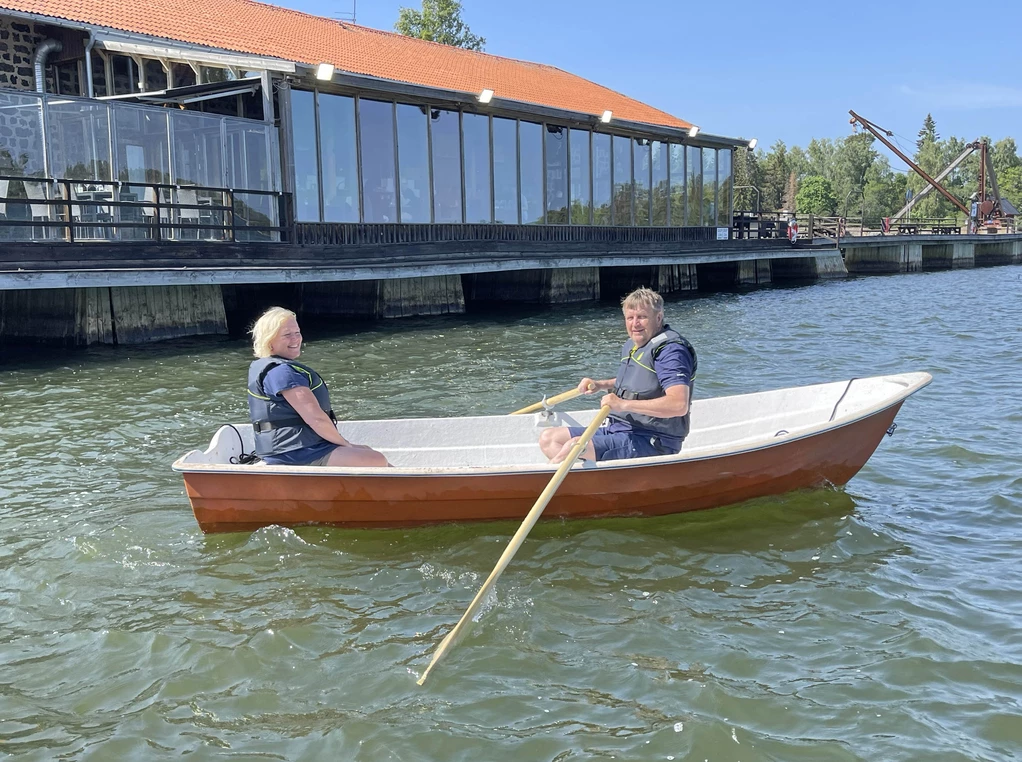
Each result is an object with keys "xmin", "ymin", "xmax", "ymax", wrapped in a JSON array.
[{"xmin": 275, "ymin": 0, "xmax": 1022, "ymax": 163}]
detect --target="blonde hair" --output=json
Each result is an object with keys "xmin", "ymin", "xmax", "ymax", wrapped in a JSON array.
[
  {"xmin": 250, "ymin": 306, "xmax": 297, "ymax": 358},
  {"xmin": 621, "ymin": 287, "xmax": 664, "ymax": 316}
]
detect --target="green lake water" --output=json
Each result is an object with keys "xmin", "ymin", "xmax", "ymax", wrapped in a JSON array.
[{"xmin": 1, "ymin": 266, "xmax": 1020, "ymax": 760}]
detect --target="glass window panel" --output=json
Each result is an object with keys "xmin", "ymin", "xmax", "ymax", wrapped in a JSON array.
[
  {"xmin": 569, "ymin": 128, "xmax": 591, "ymax": 225},
  {"xmin": 112, "ymin": 105, "xmax": 169, "ymax": 185},
  {"xmin": 0, "ymin": 92, "xmax": 46, "ymax": 238},
  {"xmin": 612, "ymin": 134, "xmax": 632, "ymax": 226},
  {"xmin": 0, "ymin": 93, "xmax": 49, "ymax": 175},
  {"xmin": 634, "ymin": 139, "xmax": 651, "ymax": 226},
  {"xmin": 463, "ymin": 113, "xmax": 491, "ymax": 223},
  {"xmin": 545, "ymin": 124, "xmax": 568, "ymax": 223},
  {"xmin": 55, "ymin": 62, "xmax": 80, "ymax": 96},
  {"xmin": 686, "ymin": 145, "xmax": 701, "ymax": 225},
  {"xmin": 430, "ymin": 108, "xmax": 462, "ymax": 223},
  {"xmin": 492, "ymin": 117, "xmax": 518, "ymax": 223},
  {"xmin": 111, "ymin": 104, "xmax": 169, "ymax": 237},
  {"xmin": 652, "ymin": 141, "xmax": 668, "ymax": 226},
  {"xmin": 519, "ymin": 121, "xmax": 543, "ymax": 224},
  {"xmin": 226, "ymin": 121, "xmax": 272, "ymax": 190},
  {"xmin": 702, "ymin": 147, "xmax": 717, "ymax": 227},
  {"xmin": 47, "ymin": 99, "xmax": 112, "ymax": 181},
  {"xmin": 592, "ymin": 133, "xmax": 611, "ymax": 225},
  {"xmin": 669, "ymin": 144, "xmax": 685, "ymax": 226},
  {"xmin": 319, "ymin": 93, "xmax": 359, "ymax": 223},
  {"xmin": 171, "ymin": 109, "xmax": 223, "ymax": 187},
  {"xmin": 717, "ymin": 148, "xmax": 732, "ymax": 226},
  {"xmin": 111, "ymin": 55, "xmax": 134, "ymax": 95},
  {"xmin": 359, "ymin": 99, "xmax": 397, "ymax": 223},
  {"xmin": 143, "ymin": 60, "xmax": 168, "ymax": 92},
  {"xmin": 290, "ymin": 89, "xmax": 319, "ymax": 221},
  {"xmin": 226, "ymin": 121, "xmax": 277, "ymax": 241},
  {"xmin": 396, "ymin": 103, "xmax": 430, "ymax": 223}
]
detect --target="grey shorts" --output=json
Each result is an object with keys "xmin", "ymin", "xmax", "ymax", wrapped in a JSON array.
[{"xmin": 307, "ymin": 448, "xmax": 339, "ymax": 466}]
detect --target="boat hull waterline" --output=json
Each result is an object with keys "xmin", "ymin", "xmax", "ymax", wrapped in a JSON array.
[{"xmin": 174, "ymin": 373, "xmax": 931, "ymax": 533}]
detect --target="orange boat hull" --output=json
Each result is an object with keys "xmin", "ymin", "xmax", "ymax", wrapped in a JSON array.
[{"xmin": 182, "ymin": 402, "xmax": 902, "ymax": 533}]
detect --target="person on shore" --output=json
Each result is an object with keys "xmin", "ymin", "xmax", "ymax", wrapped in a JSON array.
[
  {"xmin": 538, "ymin": 287, "xmax": 696, "ymax": 464},
  {"xmin": 247, "ymin": 307, "xmax": 389, "ymax": 467}
]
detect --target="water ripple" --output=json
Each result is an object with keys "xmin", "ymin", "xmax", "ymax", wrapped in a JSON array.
[{"xmin": 1, "ymin": 265, "xmax": 1021, "ymax": 759}]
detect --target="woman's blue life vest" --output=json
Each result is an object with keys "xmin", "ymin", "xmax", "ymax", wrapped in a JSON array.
[
  {"xmin": 247, "ymin": 357, "xmax": 335, "ymax": 458},
  {"xmin": 611, "ymin": 325, "xmax": 697, "ymax": 440}
]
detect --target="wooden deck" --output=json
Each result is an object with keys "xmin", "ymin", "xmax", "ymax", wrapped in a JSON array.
[{"xmin": 0, "ymin": 231, "xmax": 836, "ymax": 290}]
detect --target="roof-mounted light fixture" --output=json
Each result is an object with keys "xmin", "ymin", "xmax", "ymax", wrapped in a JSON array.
[
  {"xmin": 315, "ymin": 62, "xmax": 335, "ymax": 81},
  {"xmin": 478, "ymin": 88, "xmax": 494, "ymax": 104},
  {"xmin": 688, "ymin": 125, "xmax": 700, "ymax": 138},
  {"xmin": 600, "ymin": 110, "xmax": 613, "ymax": 123},
  {"xmin": 747, "ymin": 137, "xmax": 758, "ymax": 150}
]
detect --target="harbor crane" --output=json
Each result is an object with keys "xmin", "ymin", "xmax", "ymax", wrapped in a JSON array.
[{"xmin": 848, "ymin": 110, "xmax": 1012, "ymax": 224}]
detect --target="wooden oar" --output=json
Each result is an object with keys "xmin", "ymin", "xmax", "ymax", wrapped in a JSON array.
[
  {"xmin": 509, "ymin": 385, "xmax": 591, "ymax": 415},
  {"xmin": 417, "ymin": 404, "xmax": 611, "ymax": 686}
]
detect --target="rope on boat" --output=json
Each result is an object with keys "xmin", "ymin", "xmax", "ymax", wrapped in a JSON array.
[
  {"xmin": 225, "ymin": 424, "xmax": 261, "ymax": 465},
  {"xmin": 828, "ymin": 378, "xmax": 859, "ymax": 422}
]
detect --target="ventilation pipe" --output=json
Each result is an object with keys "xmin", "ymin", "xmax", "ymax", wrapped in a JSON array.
[{"xmin": 33, "ymin": 39, "xmax": 63, "ymax": 93}]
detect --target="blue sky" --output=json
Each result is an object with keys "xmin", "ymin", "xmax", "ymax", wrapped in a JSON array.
[{"xmin": 277, "ymin": 0, "xmax": 1021, "ymax": 159}]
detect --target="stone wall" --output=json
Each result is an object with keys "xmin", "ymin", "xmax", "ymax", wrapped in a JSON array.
[{"xmin": 0, "ymin": 16, "xmax": 45, "ymax": 91}]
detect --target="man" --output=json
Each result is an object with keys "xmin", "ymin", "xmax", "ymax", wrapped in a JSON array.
[{"xmin": 538, "ymin": 287, "xmax": 697, "ymax": 464}]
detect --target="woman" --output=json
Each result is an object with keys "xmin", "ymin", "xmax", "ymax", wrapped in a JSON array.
[{"xmin": 247, "ymin": 307, "xmax": 389, "ymax": 467}]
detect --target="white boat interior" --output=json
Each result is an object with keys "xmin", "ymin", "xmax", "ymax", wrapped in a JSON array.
[{"xmin": 173, "ymin": 372, "xmax": 931, "ymax": 475}]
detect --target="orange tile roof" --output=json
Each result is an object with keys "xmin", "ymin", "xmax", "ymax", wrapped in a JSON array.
[{"xmin": 0, "ymin": 0, "xmax": 691, "ymax": 130}]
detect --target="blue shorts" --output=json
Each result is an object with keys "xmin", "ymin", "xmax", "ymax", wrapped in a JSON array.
[
  {"xmin": 261, "ymin": 441, "xmax": 338, "ymax": 466},
  {"xmin": 567, "ymin": 427, "xmax": 681, "ymax": 462}
]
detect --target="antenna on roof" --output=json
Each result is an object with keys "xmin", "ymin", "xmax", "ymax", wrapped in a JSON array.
[{"xmin": 334, "ymin": 0, "xmax": 356, "ymax": 23}]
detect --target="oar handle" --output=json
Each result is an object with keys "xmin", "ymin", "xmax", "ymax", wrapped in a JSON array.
[
  {"xmin": 509, "ymin": 385, "xmax": 591, "ymax": 416},
  {"xmin": 417, "ymin": 405, "xmax": 611, "ymax": 686}
]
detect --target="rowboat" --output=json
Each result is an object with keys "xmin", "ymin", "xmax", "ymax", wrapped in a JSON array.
[{"xmin": 173, "ymin": 372, "xmax": 931, "ymax": 533}]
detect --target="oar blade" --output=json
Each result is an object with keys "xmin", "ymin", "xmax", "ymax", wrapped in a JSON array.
[{"xmin": 417, "ymin": 406, "xmax": 611, "ymax": 685}]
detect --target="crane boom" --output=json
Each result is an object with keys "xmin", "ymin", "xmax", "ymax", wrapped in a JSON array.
[
  {"xmin": 890, "ymin": 141, "xmax": 981, "ymax": 221},
  {"xmin": 849, "ymin": 110, "xmax": 971, "ymax": 216}
]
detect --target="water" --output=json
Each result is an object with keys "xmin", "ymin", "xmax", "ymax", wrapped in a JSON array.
[{"xmin": 1, "ymin": 267, "xmax": 1020, "ymax": 760}]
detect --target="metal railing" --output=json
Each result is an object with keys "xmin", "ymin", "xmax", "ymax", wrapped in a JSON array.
[
  {"xmin": 0, "ymin": 174, "xmax": 292, "ymax": 243},
  {"xmin": 294, "ymin": 221, "xmax": 722, "ymax": 246},
  {"xmin": 733, "ymin": 210, "xmax": 1017, "ymax": 240}
]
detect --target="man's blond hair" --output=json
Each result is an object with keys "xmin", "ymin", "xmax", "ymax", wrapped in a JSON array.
[
  {"xmin": 621, "ymin": 287, "xmax": 664, "ymax": 316},
  {"xmin": 250, "ymin": 306, "xmax": 296, "ymax": 358}
]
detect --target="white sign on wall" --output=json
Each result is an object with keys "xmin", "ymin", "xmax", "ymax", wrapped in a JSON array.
[{"xmin": 716, "ymin": 227, "xmax": 729, "ymax": 240}]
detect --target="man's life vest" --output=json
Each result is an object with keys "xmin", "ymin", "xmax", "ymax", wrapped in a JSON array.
[
  {"xmin": 612, "ymin": 326, "xmax": 697, "ymax": 440},
  {"xmin": 247, "ymin": 357, "xmax": 333, "ymax": 457}
]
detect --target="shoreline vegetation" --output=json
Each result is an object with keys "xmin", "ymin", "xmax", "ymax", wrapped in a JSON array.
[{"xmin": 735, "ymin": 114, "xmax": 1022, "ymax": 222}]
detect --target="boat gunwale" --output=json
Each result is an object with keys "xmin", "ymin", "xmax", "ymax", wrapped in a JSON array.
[{"xmin": 172, "ymin": 372, "xmax": 932, "ymax": 479}]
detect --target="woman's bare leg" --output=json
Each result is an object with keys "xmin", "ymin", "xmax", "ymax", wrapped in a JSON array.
[{"xmin": 324, "ymin": 445, "xmax": 390, "ymax": 467}]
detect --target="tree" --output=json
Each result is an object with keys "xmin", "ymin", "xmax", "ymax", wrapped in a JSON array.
[
  {"xmin": 733, "ymin": 146, "xmax": 762, "ymax": 212},
  {"xmin": 783, "ymin": 171, "xmax": 799, "ymax": 212},
  {"xmin": 999, "ymin": 165, "xmax": 1022, "ymax": 212},
  {"xmin": 917, "ymin": 113, "xmax": 938, "ymax": 151},
  {"xmin": 805, "ymin": 138, "xmax": 837, "ymax": 182},
  {"xmin": 910, "ymin": 114, "xmax": 952, "ymax": 219},
  {"xmin": 832, "ymin": 133, "xmax": 878, "ymax": 213},
  {"xmin": 395, "ymin": 0, "xmax": 485, "ymax": 50},
  {"xmin": 759, "ymin": 140, "xmax": 789, "ymax": 211},
  {"xmin": 991, "ymin": 137, "xmax": 1021, "ymax": 178},
  {"xmin": 794, "ymin": 175, "xmax": 837, "ymax": 215},
  {"xmin": 862, "ymin": 157, "xmax": 907, "ymax": 223}
]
